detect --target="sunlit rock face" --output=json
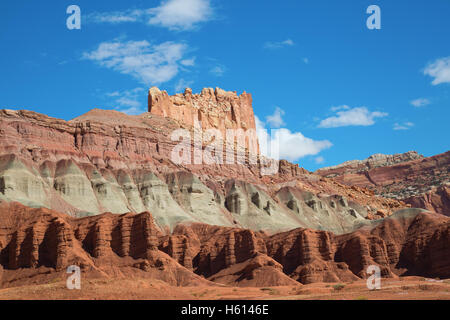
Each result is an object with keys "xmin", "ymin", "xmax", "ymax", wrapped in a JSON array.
[
  {"xmin": 1, "ymin": 202, "xmax": 448, "ymax": 288},
  {"xmin": 148, "ymin": 87, "xmax": 257, "ymax": 139},
  {"xmin": 0, "ymin": 98, "xmax": 408, "ymax": 234}
]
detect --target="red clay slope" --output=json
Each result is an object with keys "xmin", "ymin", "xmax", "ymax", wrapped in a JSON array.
[{"xmin": 0, "ymin": 202, "xmax": 448, "ymax": 289}]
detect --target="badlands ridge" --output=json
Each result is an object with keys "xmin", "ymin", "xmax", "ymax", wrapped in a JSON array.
[{"xmin": 0, "ymin": 87, "xmax": 448, "ymax": 290}]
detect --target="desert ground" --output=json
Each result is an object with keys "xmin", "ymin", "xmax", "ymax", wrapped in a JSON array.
[{"xmin": 0, "ymin": 276, "xmax": 449, "ymax": 300}]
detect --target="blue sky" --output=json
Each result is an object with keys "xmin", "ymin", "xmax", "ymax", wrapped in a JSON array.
[{"xmin": 1, "ymin": 0, "xmax": 449, "ymax": 171}]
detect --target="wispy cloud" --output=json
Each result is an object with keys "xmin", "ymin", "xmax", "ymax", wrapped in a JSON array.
[
  {"xmin": 83, "ymin": 39, "xmax": 192, "ymax": 85},
  {"xmin": 256, "ymin": 116, "xmax": 332, "ymax": 162},
  {"xmin": 174, "ymin": 78, "xmax": 194, "ymax": 92},
  {"xmin": 423, "ymin": 57, "xmax": 450, "ymax": 85},
  {"xmin": 87, "ymin": 0, "xmax": 214, "ymax": 31},
  {"xmin": 265, "ymin": 107, "xmax": 285, "ymax": 128},
  {"xmin": 106, "ymin": 87, "xmax": 146, "ymax": 115},
  {"xmin": 315, "ymin": 156, "xmax": 325, "ymax": 164},
  {"xmin": 318, "ymin": 106, "xmax": 388, "ymax": 128},
  {"xmin": 87, "ymin": 9, "xmax": 142, "ymax": 24},
  {"xmin": 210, "ymin": 64, "xmax": 226, "ymax": 77},
  {"xmin": 180, "ymin": 58, "xmax": 196, "ymax": 67},
  {"xmin": 330, "ymin": 105, "xmax": 350, "ymax": 112},
  {"xmin": 264, "ymin": 39, "xmax": 294, "ymax": 49},
  {"xmin": 393, "ymin": 122, "xmax": 414, "ymax": 131},
  {"xmin": 410, "ymin": 98, "xmax": 431, "ymax": 107}
]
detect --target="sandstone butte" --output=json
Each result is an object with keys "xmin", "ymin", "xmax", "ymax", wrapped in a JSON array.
[
  {"xmin": 0, "ymin": 86, "xmax": 448, "ymax": 292},
  {"xmin": 148, "ymin": 86, "xmax": 257, "ymax": 136}
]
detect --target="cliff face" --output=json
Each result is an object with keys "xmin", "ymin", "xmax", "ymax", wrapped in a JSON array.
[
  {"xmin": 316, "ymin": 151, "xmax": 450, "ymax": 216},
  {"xmin": 1, "ymin": 202, "xmax": 448, "ymax": 288},
  {"xmin": 0, "ymin": 107, "xmax": 405, "ymax": 234},
  {"xmin": 0, "ymin": 202, "xmax": 210, "ymax": 288},
  {"xmin": 148, "ymin": 87, "xmax": 256, "ymax": 136},
  {"xmin": 0, "ymin": 86, "xmax": 449, "ymax": 290}
]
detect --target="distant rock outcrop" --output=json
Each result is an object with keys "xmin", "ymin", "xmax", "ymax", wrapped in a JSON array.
[
  {"xmin": 403, "ymin": 185, "xmax": 450, "ymax": 216},
  {"xmin": 316, "ymin": 151, "xmax": 450, "ymax": 216},
  {"xmin": 317, "ymin": 151, "xmax": 424, "ymax": 175}
]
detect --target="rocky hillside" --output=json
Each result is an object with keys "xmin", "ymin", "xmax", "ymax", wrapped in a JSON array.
[
  {"xmin": 0, "ymin": 202, "xmax": 448, "ymax": 288},
  {"xmin": 0, "ymin": 87, "xmax": 406, "ymax": 235},
  {"xmin": 316, "ymin": 151, "xmax": 450, "ymax": 216},
  {"xmin": 0, "ymin": 87, "xmax": 449, "ymax": 291},
  {"xmin": 317, "ymin": 151, "xmax": 424, "ymax": 174}
]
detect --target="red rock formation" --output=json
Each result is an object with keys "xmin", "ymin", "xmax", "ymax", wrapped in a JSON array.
[
  {"xmin": 208, "ymin": 253, "xmax": 300, "ymax": 287},
  {"xmin": 0, "ymin": 202, "xmax": 210, "ymax": 288},
  {"xmin": 0, "ymin": 108, "xmax": 406, "ymax": 230},
  {"xmin": 404, "ymin": 186, "xmax": 450, "ymax": 217},
  {"xmin": 265, "ymin": 210, "xmax": 450, "ymax": 282},
  {"xmin": 316, "ymin": 151, "xmax": 424, "ymax": 177},
  {"xmin": 1, "ymin": 91, "xmax": 448, "ymax": 293},
  {"xmin": 148, "ymin": 87, "xmax": 256, "ymax": 137},
  {"xmin": 0, "ymin": 202, "xmax": 449, "ymax": 288},
  {"xmin": 167, "ymin": 224, "xmax": 267, "ymax": 277},
  {"xmin": 317, "ymin": 151, "xmax": 450, "ymax": 216},
  {"xmin": 74, "ymin": 212, "xmax": 160, "ymax": 259}
]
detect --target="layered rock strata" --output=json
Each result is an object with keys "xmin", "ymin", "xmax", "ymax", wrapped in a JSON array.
[
  {"xmin": 1, "ymin": 202, "xmax": 448, "ymax": 288},
  {"xmin": 316, "ymin": 151, "xmax": 450, "ymax": 216},
  {"xmin": 0, "ymin": 107, "xmax": 405, "ymax": 233}
]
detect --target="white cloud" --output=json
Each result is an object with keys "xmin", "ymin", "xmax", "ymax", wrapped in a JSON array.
[
  {"xmin": 116, "ymin": 97, "xmax": 141, "ymax": 108},
  {"xmin": 180, "ymin": 58, "xmax": 196, "ymax": 66},
  {"xmin": 393, "ymin": 122, "xmax": 414, "ymax": 131},
  {"xmin": 410, "ymin": 98, "xmax": 430, "ymax": 107},
  {"xmin": 330, "ymin": 105, "xmax": 350, "ymax": 112},
  {"xmin": 265, "ymin": 107, "xmax": 285, "ymax": 128},
  {"xmin": 148, "ymin": 0, "xmax": 213, "ymax": 30},
  {"xmin": 256, "ymin": 116, "xmax": 332, "ymax": 162},
  {"xmin": 87, "ymin": 0, "xmax": 213, "ymax": 31},
  {"xmin": 302, "ymin": 57, "xmax": 309, "ymax": 64},
  {"xmin": 315, "ymin": 156, "xmax": 325, "ymax": 164},
  {"xmin": 210, "ymin": 65, "xmax": 226, "ymax": 77},
  {"xmin": 174, "ymin": 78, "xmax": 194, "ymax": 92},
  {"xmin": 106, "ymin": 88, "xmax": 146, "ymax": 115},
  {"xmin": 264, "ymin": 39, "xmax": 294, "ymax": 49},
  {"xmin": 87, "ymin": 9, "xmax": 143, "ymax": 24},
  {"xmin": 423, "ymin": 57, "xmax": 450, "ymax": 85},
  {"xmin": 117, "ymin": 105, "xmax": 145, "ymax": 115},
  {"xmin": 318, "ymin": 106, "xmax": 388, "ymax": 128},
  {"xmin": 83, "ymin": 40, "xmax": 192, "ymax": 85}
]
